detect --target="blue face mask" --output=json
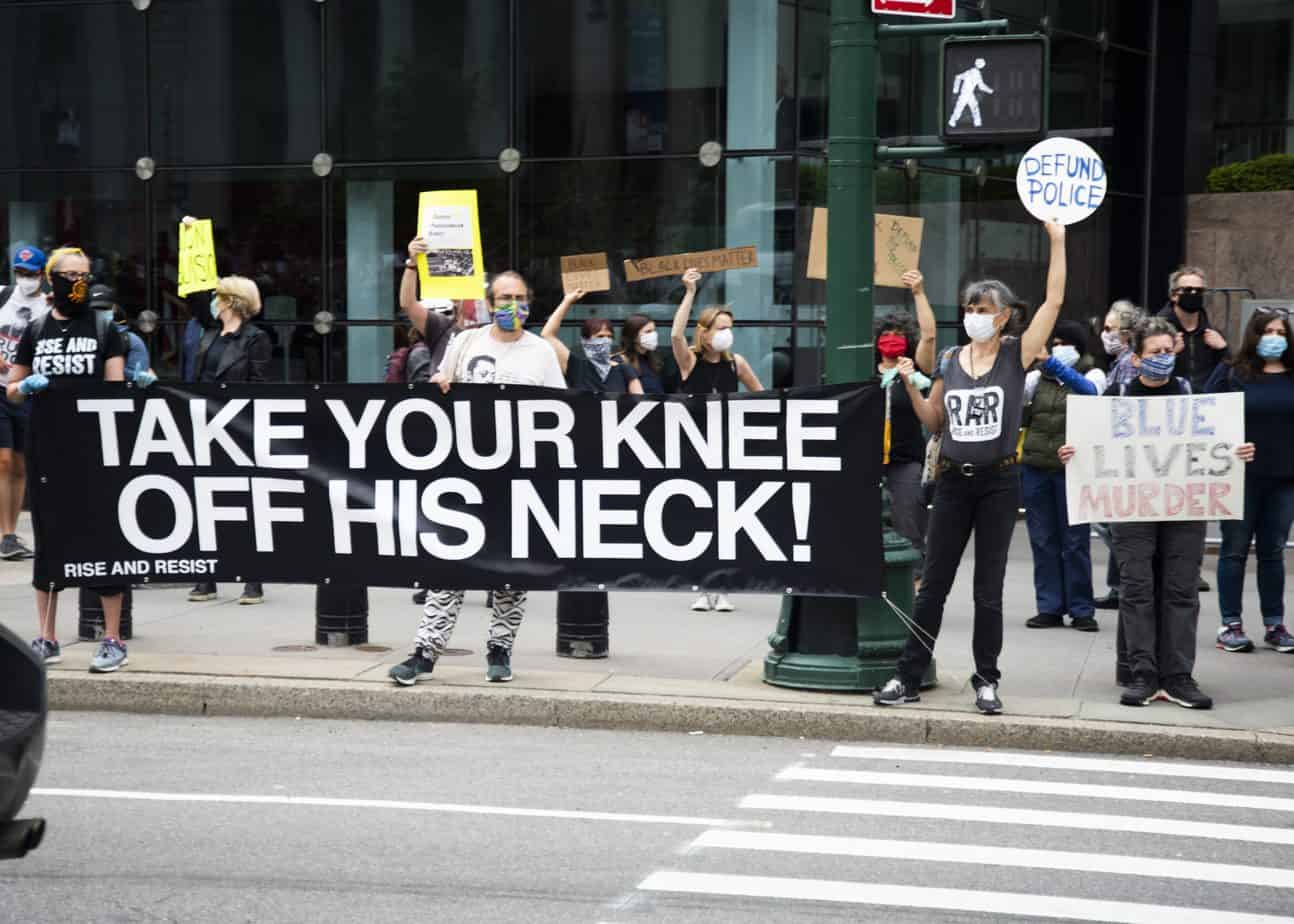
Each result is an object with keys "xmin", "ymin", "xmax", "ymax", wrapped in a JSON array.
[
  {"xmin": 1139, "ymin": 351, "xmax": 1176, "ymax": 380},
  {"xmin": 492, "ymin": 301, "xmax": 530, "ymax": 332},
  {"xmin": 210, "ymin": 296, "xmax": 222, "ymax": 321},
  {"xmin": 1257, "ymin": 334, "xmax": 1288, "ymax": 360}
]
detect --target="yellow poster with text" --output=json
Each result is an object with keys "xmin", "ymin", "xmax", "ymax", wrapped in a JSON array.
[
  {"xmin": 416, "ymin": 190, "xmax": 486, "ymax": 301},
  {"xmin": 177, "ymin": 219, "xmax": 219, "ymax": 297}
]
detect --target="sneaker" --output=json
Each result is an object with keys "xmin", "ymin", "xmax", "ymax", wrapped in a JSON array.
[
  {"xmin": 1216, "ymin": 623, "xmax": 1254, "ymax": 653},
  {"xmin": 974, "ymin": 682, "xmax": 1003, "ymax": 715},
  {"xmin": 873, "ymin": 677, "xmax": 919, "ymax": 706},
  {"xmin": 188, "ymin": 583, "xmax": 217, "ymax": 602},
  {"xmin": 1070, "ymin": 616, "xmax": 1100, "ymax": 632},
  {"xmin": 1161, "ymin": 675, "xmax": 1213, "ymax": 710},
  {"xmin": 29, "ymin": 637, "xmax": 61, "ymax": 665},
  {"xmin": 486, "ymin": 644, "xmax": 513, "ymax": 682},
  {"xmin": 1115, "ymin": 664, "xmax": 1132, "ymax": 687},
  {"xmin": 1198, "ymin": 577, "xmax": 1211, "ymax": 592},
  {"xmin": 1263, "ymin": 624, "xmax": 1294, "ymax": 653},
  {"xmin": 1093, "ymin": 590, "xmax": 1120, "ymax": 611},
  {"xmin": 89, "ymin": 638, "xmax": 128, "ymax": 673},
  {"xmin": 11, "ymin": 535, "xmax": 33, "ymax": 559},
  {"xmin": 238, "ymin": 583, "xmax": 264, "ymax": 606},
  {"xmin": 690, "ymin": 593, "xmax": 713, "ymax": 612},
  {"xmin": 0, "ymin": 534, "xmax": 22, "ymax": 560},
  {"xmin": 712, "ymin": 594, "xmax": 735, "ymax": 613},
  {"xmin": 412, "ymin": 588, "xmax": 428, "ymax": 606},
  {"xmin": 1026, "ymin": 613, "xmax": 1064, "ymax": 629},
  {"xmin": 388, "ymin": 652, "xmax": 435, "ymax": 686},
  {"xmin": 1120, "ymin": 677, "xmax": 1158, "ymax": 707}
]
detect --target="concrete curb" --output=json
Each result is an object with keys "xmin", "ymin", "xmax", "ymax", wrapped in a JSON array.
[{"xmin": 48, "ymin": 672, "xmax": 1294, "ymax": 764}]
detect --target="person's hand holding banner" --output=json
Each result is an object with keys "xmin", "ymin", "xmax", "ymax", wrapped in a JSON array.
[
  {"xmin": 682, "ymin": 267, "xmax": 701, "ymax": 293},
  {"xmin": 17, "ymin": 374, "xmax": 48, "ymax": 396}
]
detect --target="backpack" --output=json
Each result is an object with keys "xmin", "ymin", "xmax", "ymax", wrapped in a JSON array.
[
  {"xmin": 27, "ymin": 309, "xmax": 115, "ymax": 376},
  {"xmin": 384, "ymin": 346, "xmax": 412, "ymax": 383}
]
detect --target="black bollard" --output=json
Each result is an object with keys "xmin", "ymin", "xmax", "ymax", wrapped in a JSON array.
[
  {"xmin": 77, "ymin": 587, "xmax": 133, "ymax": 642},
  {"xmin": 555, "ymin": 590, "xmax": 609, "ymax": 659},
  {"xmin": 314, "ymin": 583, "xmax": 369, "ymax": 647}
]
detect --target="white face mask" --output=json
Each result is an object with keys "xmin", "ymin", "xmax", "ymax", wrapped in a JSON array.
[
  {"xmin": 638, "ymin": 330, "xmax": 659, "ymax": 352},
  {"xmin": 963, "ymin": 312, "xmax": 999, "ymax": 342},
  {"xmin": 1101, "ymin": 329, "xmax": 1125, "ymax": 355},
  {"xmin": 710, "ymin": 328, "xmax": 734, "ymax": 353},
  {"xmin": 1051, "ymin": 344, "xmax": 1080, "ymax": 368},
  {"xmin": 15, "ymin": 276, "xmax": 41, "ymax": 297}
]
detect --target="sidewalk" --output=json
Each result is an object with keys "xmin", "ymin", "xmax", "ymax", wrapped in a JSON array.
[{"xmin": 5, "ymin": 514, "xmax": 1293, "ymax": 763}]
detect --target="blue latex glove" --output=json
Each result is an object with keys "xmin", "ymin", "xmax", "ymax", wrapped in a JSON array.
[
  {"xmin": 131, "ymin": 368, "xmax": 158, "ymax": 388},
  {"xmin": 17, "ymin": 374, "xmax": 49, "ymax": 396}
]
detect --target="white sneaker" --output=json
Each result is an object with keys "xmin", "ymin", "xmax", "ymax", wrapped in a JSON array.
[
  {"xmin": 712, "ymin": 594, "xmax": 735, "ymax": 612},
  {"xmin": 690, "ymin": 593, "xmax": 713, "ymax": 612}
]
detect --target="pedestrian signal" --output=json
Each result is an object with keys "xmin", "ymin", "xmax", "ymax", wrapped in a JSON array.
[{"xmin": 940, "ymin": 35, "xmax": 1048, "ymax": 144}]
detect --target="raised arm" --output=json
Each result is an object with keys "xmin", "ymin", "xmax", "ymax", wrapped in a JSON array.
[
  {"xmin": 897, "ymin": 357, "xmax": 945, "ymax": 432},
  {"xmin": 1020, "ymin": 221, "xmax": 1068, "ymax": 369},
  {"xmin": 541, "ymin": 289, "xmax": 584, "ymax": 374},
  {"xmin": 902, "ymin": 270, "xmax": 939, "ymax": 374},
  {"xmin": 400, "ymin": 236, "xmax": 430, "ymax": 335},
  {"xmin": 670, "ymin": 267, "xmax": 701, "ymax": 380}
]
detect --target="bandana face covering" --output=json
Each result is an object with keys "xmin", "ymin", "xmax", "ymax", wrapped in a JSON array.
[
  {"xmin": 492, "ymin": 301, "xmax": 530, "ymax": 332},
  {"xmin": 582, "ymin": 337, "xmax": 613, "ymax": 380}
]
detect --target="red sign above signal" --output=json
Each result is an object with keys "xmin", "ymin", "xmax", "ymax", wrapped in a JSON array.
[{"xmin": 871, "ymin": 0, "xmax": 955, "ymax": 19}]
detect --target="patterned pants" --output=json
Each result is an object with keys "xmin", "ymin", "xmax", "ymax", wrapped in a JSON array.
[{"xmin": 414, "ymin": 589, "xmax": 527, "ymax": 658}]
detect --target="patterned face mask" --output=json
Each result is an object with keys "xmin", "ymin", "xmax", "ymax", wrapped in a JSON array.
[
  {"xmin": 492, "ymin": 301, "xmax": 530, "ymax": 331},
  {"xmin": 1139, "ymin": 351, "xmax": 1176, "ymax": 380}
]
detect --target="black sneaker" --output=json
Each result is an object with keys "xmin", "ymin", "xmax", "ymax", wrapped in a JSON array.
[
  {"xmin": 1120, "ymin": 677, "xmax": 1158, "ymax": 707},
  {"xmin": 1198, "ymin": 577, "xmax": 1211, "ymax": 593},
  {"xmin": 1093, "ymin": 590, "xmax": 1120, "ymax": 611},
  {"xmin": 486, "ymin": 644, "xmax": 513, "ymax": 682},
  {"xmin": 388, "ymin": 652, "xmax": 436, "ymax": 686},
  {"xmin": 1161, "ymin": 675, "xmax": 1213, "ymax": 710},
  {"xmin": 873, "ymin": 677, "xmax": 919, "ymax": 706},
  {"xmin": 412, "ymin": 588, "xmax": 428, "ymax": 606},
  {"xmin": 188, "ymin": 582, "xmax": 217, "ymax": 602},
  {"xmin": 1070, "ymin": 616, "xmax": 1100, "ymax": 632},
  {"xmin": 974, "ymin": 682, "xmax": 1003, "ymax": 715},
  {"xmin": 1026, "ymin": 613, "xmax": 1064, "ymax": 629}
]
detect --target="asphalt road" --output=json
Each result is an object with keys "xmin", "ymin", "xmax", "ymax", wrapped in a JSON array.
[{"xmin": 2, "ymin": 714, "xmax": 1293, "ymax": 923}]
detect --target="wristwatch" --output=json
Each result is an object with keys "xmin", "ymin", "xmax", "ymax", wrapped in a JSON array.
[{"xmin": 404, "ymin": 259, "xmax": 417, "ymax": 271}]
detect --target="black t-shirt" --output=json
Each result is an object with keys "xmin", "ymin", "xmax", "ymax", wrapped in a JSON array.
[
  {"xmin": 566, "ymin": 352, "xmax": 639, "ymax": 395},
  {"xmin": 15, "ymin": 312, "xmax": 126, "ymax": 381},
  {"xmin": 200, "ymin": 333, "xmax": 235, "ymax": 384},
  {"xmin": 1104, "ymin": 376, "xmax": 1190, "ymax": 398},
  {"xmin": 887, "ymin": 379, "xmax": 925, "ymax": 465}
]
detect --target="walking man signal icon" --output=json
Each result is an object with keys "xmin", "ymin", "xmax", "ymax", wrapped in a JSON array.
[{"xmin": 948, "ymin": 58, "xmax": 994, "ymax": 128}]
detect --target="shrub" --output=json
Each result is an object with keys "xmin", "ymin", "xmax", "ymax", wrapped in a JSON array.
[{"xmin": 1207, "ymin": 153, "xmax": 1294, "ymax": 193}]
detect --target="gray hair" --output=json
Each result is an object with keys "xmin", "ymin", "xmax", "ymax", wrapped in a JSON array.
[
  {"xmin": 1106, "ymin": 299, "xmax": 1143, "ymax": 331},
  {"xmin": 1168, "ymin": 265, "xmax": 1208, "ymax": 294},
  {"xmin": 961, "ymin": 279, "xmax": 1017, "ymax": 312}
]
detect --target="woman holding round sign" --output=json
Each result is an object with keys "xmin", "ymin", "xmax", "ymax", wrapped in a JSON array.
[{"xmin": 877, "ymin": 219, "xmax": 1068, "ymax": 715}]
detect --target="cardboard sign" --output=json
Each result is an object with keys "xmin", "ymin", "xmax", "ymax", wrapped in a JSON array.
[
  {"xmin": 1016, "ymin": 137, "xmax": 1108, "ymax": 226},
  {"xmin": 1064, "ymin": 394, "xmax": 1246, "ymax": 525},
  {"xmin": 177, "ymin": 219, "xmax": 218, "ymax": 297},
  {"xmin": 623, "ymin": 246, "xmax": 758, "ymax": 283},
  {"xmin": 560, "ymin": 252, "xmax": 611, "ymax": 294},
  {"xmin": 805, "ymin": 210, "xmax": 924, "ymax": 288},
  {"xmin": 416, "ymin": 190, "xmax": 487, "ymax": 301}
]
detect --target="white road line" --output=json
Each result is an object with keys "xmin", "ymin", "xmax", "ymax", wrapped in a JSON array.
[
  {"xmin": 637, "ymin": 871, "xmax": 1289, "ymax": 923},
  {"xmin": 831, "ymin": 745, "xmax": 1294, "ymax": 785},
  {"xmin": 28, "ymin": 788, "xmax": 760, "ymax": 828},
  {"xmin": 691, "ymin": 830, "xmax": 1294, "ymax": 890},
  {"xmin": 740, "ymin": 794, "xmax": 1294, "ymax": 846},
  {"xmin": 777, "ymin": 766, "xmax": 1294, "ymax": 813}
]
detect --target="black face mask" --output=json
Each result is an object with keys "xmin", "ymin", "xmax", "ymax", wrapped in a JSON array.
[
  {"xmin": 1177, "ymin": 291, "xmax": 1205, "ymax": 314},
  {"xmin": 51, "ymin": 274, "xmax": 90, "ymax": 318}
]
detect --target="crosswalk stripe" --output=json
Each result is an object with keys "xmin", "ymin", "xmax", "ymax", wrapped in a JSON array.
[
  {"xmin": 776, "ymin": 766, "xmax": 1294, "ymax": 813},
  {"xmin": 830, "ymin": 745, "xmax": 1294, "ymax": 785},
  {"xmin": 637, "ymin": 871, "xmax": 1289, "ymax": 922},
  {"xmin": 740, "ymin": 794, "xmax": 1294, "ymax": 846},
  {"xmin": 690, "ymin": 830, "xmax": 1293, "ymax": 889}
]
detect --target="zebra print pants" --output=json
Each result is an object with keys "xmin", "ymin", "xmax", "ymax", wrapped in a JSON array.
[{"xmin": 414, "ymin": 589, "xmax": 527, "ymax": 658}]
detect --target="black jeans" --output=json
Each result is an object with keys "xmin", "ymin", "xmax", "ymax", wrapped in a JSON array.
[
  {"xmin": 1113, "ymin": 521, "xmax": 1206, "ymax": 684},
  {"xmin": 896, "ymin": 465, "xmax": 1017, "ymax": 688}
]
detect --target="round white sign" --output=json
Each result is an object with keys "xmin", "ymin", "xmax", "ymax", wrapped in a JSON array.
[{"xmin": 1015, "ymin": 137, "xmax": 1107, "ymax": 226}]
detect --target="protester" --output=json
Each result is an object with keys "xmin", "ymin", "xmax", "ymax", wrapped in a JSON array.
[
  {"xmin": 671, "ymin": 267, "xmax": 764, "ymax": 613},
  {"xmin": 389, "ymin": 270, "xmax": 565, "ymax": 687},
  {"xmin": 1207, "ymin": 309, "xmax": 1294, "ymax": 655},
  {"xmin": 6, "ymin": 246, "xmax": 132, "ymax": 670},
  {"xmin": 1059, "ymin": 317, "xmax": 1254, "ymax": 709},
  {"xmin": 875, "ymin": 219, "xmax": 1068, "ymax": 715},
  {"xmin": 616, "ymin": 313, "xmax": 667, "ymax": 395},
  {"xmin": 187, "ymin": 275, "xmax": 270, "ymax": 606},
  {"xmin": 89, "ymin": 285, "xmax": 154, "ymax": 382},
  {"xmin": 541, "ymin": 290, "xmax": 643, "ymax": 394},
  {"xmin": 385, "ymin": 325, "xmax": 432, "ymax": 384},
  {"xmin": 1158, "ymin": 266, "xmax": 1227, "ymax": 391},
  {"xmin": 400, "ymin": 236, "xmax": 482, "ymax": 373},
  {"xmin": 1020, "ymin": 319, "xmax": 1105, "ymax": 631},
  {"xmin": 0, "ymin": 246, "xmax": 49, "ymax": 561}
]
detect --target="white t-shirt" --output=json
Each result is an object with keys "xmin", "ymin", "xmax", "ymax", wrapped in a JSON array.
[
  {"xmin": 439, "ymin": 326, "xmax": 566, "ymax": 388},
  {"xmin": 0, "ymin": 287, "xmax": 51, "ymax": 383}
]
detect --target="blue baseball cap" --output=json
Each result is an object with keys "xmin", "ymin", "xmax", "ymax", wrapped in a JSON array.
[{"xmin": 12, "ymin": 246, "xmax": 46, "ymax": 273}]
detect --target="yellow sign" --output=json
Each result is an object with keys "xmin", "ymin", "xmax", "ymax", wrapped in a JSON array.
[
  {"xmin": 177, "ymin": 219, "xmax": 219, "ymax": 297},
  {"xmin": 417, "ymin": 190, "xmax": 487, "ymax": 301}
]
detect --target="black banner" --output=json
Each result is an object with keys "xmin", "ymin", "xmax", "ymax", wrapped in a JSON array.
[{"xmin": 28, "ymin": 382, "xmax": 882, "ymax": 596}]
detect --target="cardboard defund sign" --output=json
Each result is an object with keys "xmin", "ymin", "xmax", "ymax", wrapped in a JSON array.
[
  {"xmin": 806, "ymin": 209, "xmax": 924, "ymax": 287},
  {"xmin": 623, "ymin": 246, "xmax": 758, "ymax": 282}
]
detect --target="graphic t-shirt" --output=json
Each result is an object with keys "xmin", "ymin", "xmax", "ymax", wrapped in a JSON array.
[
  {"xmin": 438, "ymin": 326, "xmax": 566, "ymax": 387},
  {"xmin": 0, "ymin": 289, "xmax": 51, "ymax": 383},
  {"xmin": 14, "ymin": 312, "xmax": 126, "ymax": 382},
  {"xmin": 935, "ymin": 337, "xmax": 1025, "ymax": 464}
]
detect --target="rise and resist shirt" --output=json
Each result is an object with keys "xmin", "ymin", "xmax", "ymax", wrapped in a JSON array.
[
  {"xmin": 935, "ymin": 337, "xmax": 1026, "ymax": 464},
  {"xmin": 15, "ymin": 312, "xmax": 125, "ymax": 382}
]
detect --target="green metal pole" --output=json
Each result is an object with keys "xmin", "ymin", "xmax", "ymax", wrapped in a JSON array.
[{"xmin": 765, "ymin": 0, "xmax": 931, "ymax": 692}]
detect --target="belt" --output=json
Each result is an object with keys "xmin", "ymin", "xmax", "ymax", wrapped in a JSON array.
[{"xmin": 939, "ymin": 456, "xmax": 1016, "ymax": 477}]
